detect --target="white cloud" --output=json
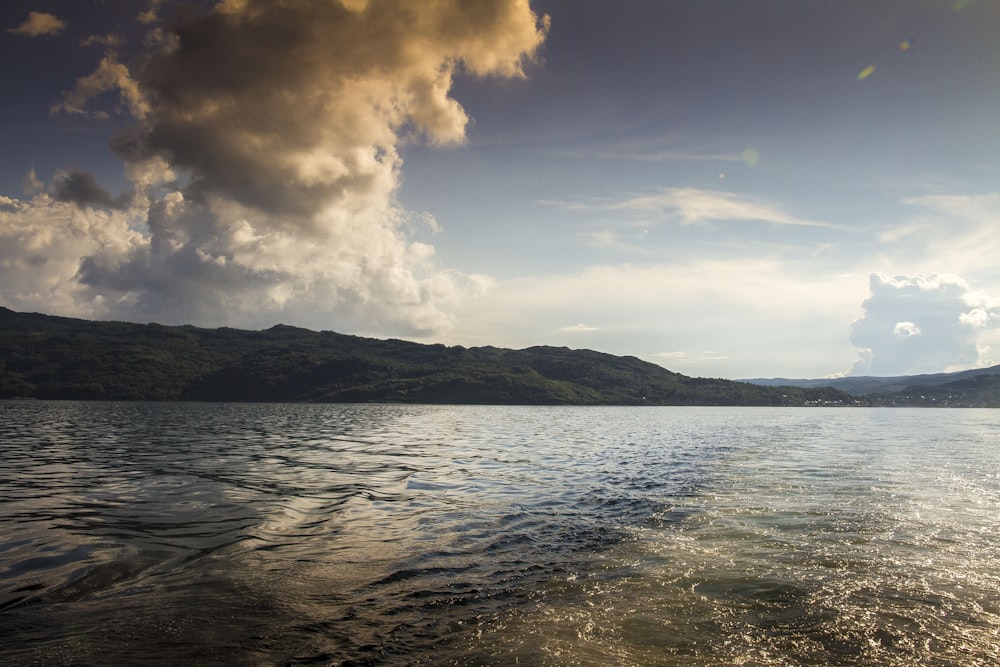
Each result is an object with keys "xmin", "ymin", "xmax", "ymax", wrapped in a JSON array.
[
  {"xmin": 8, "ymin": 12, "xmax": 66, "ymax": 37},
  {"xmin": 611, "ymin": 187, "xmax": 837, "ymax": 229},
  {"xmin": 848, "ymin": 273, "xmax": 1000, "ymax": 376},
  {"xmin": 652, "ymin": 350, "xmax": 729, "ymax": 367},
  {"xmin": 960, "ymin": 308, "xmax": 990, "ymax": 329},
  {"xmin": 537, "ymin": 140, "xmax": 747, "ymax": 163},
  {"xmin": 560, "ymin": 323, "xmax": 599, "ymax": 333},
  {"xmin": 447, "ymin": 259, "xmax": 863, "ymax": 378},
  {"xmin": 881, "ymin": 194, "xmax": 1000, "ymax": 280},
  {"xmin": 904, "ymin": 193, "xmax": 1000, "ymax": 221},
  {"xmin": 0, "ymin": 194, "xmax": 143, "ymax": 319},
  {"xmin": 653, "ymin": 351, "xmax": 690, "ymax": 361},
  {"xmin": 893, "ymin": 321, "xmax": 921, "ymax": 337},
  {"xmin": 576, "ymin": 229, "xmax": 619, "ymax": 247}
]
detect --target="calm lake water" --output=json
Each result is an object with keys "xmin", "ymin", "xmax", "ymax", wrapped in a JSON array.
[{"xmin": 1, "ymin": 401, "xmax": 998, "ymax": 666}]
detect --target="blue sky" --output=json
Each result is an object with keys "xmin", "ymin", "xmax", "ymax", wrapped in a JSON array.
[{"xmin": 2, "ymin": 0, "xmax": 998, "ymax": 379}]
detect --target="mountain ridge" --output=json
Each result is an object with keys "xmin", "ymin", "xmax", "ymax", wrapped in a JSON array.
[
  {"xmin": 743, "ymin": 365, "xmax": 1000, "ymax": 407},
  {"xmin": 0, "ymin": 307, "xmax": 854, "ymax": 406},
  {"xmin": 743, "ymin": 364, "xmax": 1000, "ymax": 394}
]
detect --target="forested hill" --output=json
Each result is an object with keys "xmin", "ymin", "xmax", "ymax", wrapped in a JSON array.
[
  {"xmin": 745, "ymin": 364, "xmax": 1000, "ymax": 407},
  {"xmin": 0, "ymin": 307, "xmax": 856, "ymax": 406}
]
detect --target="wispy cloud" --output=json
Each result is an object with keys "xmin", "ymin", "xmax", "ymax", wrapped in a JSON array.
[
  {"xmin": 879, "ymin": 193, "xmax": 1000, "ymax": 279},
  {"xmin": 448, "ymin": 259, "xmax": 864, "ymax": 377},
  {"xmin": 546, "ymin": 187, "xmax": 840, "ymax": 229},
  {"xmin": 612, "ymin": 188, "xmax": 839, "ymax": 229},
  {"xmin": 538, "ymin": 146, "xmax": 745, "ymax": 163},
  {"xmin": 559, "ymin": 323, "xmax": 598, "ymax": 333},
  {"xmin": 651, "ymin": 351, "xmax": 729, "ymax": 366},
  {"xmin": 902, "ymin": 193, "xmax": 1000, "ymax": 221}
]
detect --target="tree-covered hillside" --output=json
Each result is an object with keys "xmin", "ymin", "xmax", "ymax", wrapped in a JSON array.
[
  {"xmin": 745, "ymin": 364, "xmax": 1000, "ymax": 407},
  {"xmin": 865, "ymin": 373, "xmax": 1000, "ymax": 408},
  {"xmin": 0, "ymin": 308, "xmax": 858, "ymax": 405}
]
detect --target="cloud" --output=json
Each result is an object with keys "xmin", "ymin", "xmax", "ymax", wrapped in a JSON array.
[
  {"xmin": 549, "ymin": 187, "xmax": 838, "ymax": 229},
  {"xmin": 8, "ymin": 12, "xmax": 66, "ymax": 37},
  {"xmin": 137, "ymin": 1, "xmax": 165, "ymax": 26},
  {"xmin": 116, "ymin": 0, "xmax": 546, "ymax": 217},
  {"xmin": 848, "ymin": 273, "xmax": 1000, "ymax": 376},
  {"xmin": 560, "ymin": 323, "xmax": 598, "ymax": 333},
  {"xmin": 882, "ymin": 194, "xmax": 1000, "ymax": 278},
  {"xmin": 51, "ymin": 169, "xmax": 125, "ymax": 210},
  {"xmin": 903, "ymin": 194, "xmax": 1000, "ymax": 222},
  {"xmin": 652, "ymin": 351, "xmax": 729, "ymax": 367},
  {"xmin": 536, "ymin": 137, "xmax": 748, "ymax": 163},
  {"xmin": 3, "ymin": 0, "xmax": 547, "ymax": 334},
  {"xmin": 960, "ymin": 308, "xmax": 990, "ymax": 329},
  {"xmin": 50, "ymin": 48, "xmax": 149, "ymax": 119},
  {"xmin": 615, "ymin": 188, "xmax": 836, "ymax": 228},
  {"xmin": 449, "ymin": 259, "xmax": 863, "ymax": 378},
  {"xmin": 21, "ymin": 169, "xmax": 44, "ymax": 196},
  {"xmin": 892, "ymin": 321, "xmax": 921, "ymax": 337},
  {"xmin": 0, "ymin": 194, "xmax": 143, "ymax": 319}
]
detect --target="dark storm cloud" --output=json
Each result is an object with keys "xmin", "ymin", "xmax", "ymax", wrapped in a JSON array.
[{"xmin": 51, "ymin": 169, "xmax": 126, "ymax": 210}]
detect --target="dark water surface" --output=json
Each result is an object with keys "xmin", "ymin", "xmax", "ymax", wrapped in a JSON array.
[{"xmin": 1, "ymin": 401, "xmax": 998, "ymax": 665}]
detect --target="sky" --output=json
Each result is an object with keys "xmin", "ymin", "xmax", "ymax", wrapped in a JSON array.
[{"xmin": 1, "ymin": 0, "xmax": 999, "ymax": 380}]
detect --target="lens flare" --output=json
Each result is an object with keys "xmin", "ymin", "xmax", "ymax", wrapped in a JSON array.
[{"xmin": 856, "ymin": 65, "xmax": 876, "ymax": 81}]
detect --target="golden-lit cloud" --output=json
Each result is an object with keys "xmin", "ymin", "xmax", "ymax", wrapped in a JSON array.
[
  {"xmin": 3, "ymin": 0, "xmax": 548, "ymax": 334},
  {"xmin": 8, "ymin": 12, "xmax": 67, "ymax": 37},
  {"xmin": 52, "ymin": 53, "xmax": 149, "ymax": 120}
]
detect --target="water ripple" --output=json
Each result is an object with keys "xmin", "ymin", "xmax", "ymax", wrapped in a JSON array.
[{"xmin": 1, "ymin": 402, "xmax": 998, "ymax": 665}]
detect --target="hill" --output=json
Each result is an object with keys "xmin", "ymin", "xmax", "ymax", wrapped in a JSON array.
[
  {"xmin": 744, "ymin": 365, "xmax": 1000, "ymax": 407},
  {"xmin": 0, "ymin": 308, "xmax": 855, "ymax": 406}
]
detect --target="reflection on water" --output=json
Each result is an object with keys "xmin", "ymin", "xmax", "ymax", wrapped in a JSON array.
[{"xmin": 0, "ymin": 402, "xmax": 998, "ymax": 665}]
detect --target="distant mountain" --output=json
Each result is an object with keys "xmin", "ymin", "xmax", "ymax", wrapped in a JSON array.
[
  {"xmin": 0, "ymin": 307, "xmax": 855, "ymax": 406},
  {"xmin": 744, "ymin": 365, "xmax": 1000, "ymax": 407}
]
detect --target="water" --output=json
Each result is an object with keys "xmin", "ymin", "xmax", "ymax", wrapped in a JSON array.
[{"xmin": 1, "ymin": 402, "xmax": 998, "ymax": 666}]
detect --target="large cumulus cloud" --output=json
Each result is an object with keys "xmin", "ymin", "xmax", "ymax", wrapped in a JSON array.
[
  {"xmin": 0, "ymin": 195, "xmax": 142, "ymax": 317},
  {"xmin": 849, "ymin": 273, "xmax": 1000, "ymax": 376},
  {"xmin": 1, "ymin": 0, "xmax": 547, "ymax": 333}
]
